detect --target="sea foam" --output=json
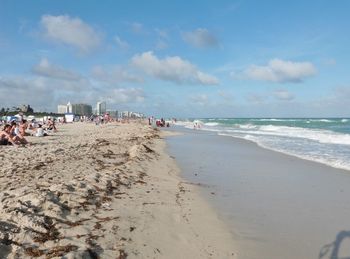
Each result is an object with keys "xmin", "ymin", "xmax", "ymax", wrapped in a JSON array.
[{"xmin": 178, "ymin": 118, "xmax": 350, "ymax": 171}]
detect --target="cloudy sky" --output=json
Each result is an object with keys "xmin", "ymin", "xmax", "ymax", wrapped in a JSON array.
[{"xmin": 0, "ymin": 0, "xmax": 349, "ymax": 117}]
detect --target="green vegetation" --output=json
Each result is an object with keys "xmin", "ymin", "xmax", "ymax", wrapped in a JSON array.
[{"xmin": 0, "ymin": 107, "xmax": 61, "ymax": 117}]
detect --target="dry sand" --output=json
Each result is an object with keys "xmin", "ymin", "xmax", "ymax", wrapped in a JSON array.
[{"xmin": 0, "ymin": 121, "xmax": 235, "ymax": 258}]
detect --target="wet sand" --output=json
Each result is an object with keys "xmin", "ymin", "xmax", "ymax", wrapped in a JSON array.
[{"xmin": 165, "ymin": 126, "xmax": 350, "ymax": 259}]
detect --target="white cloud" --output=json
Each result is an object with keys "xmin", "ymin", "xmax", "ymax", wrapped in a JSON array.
[
  {"xmin": 32, "ymin": 58, "xmax": 82, "ymax": 81},
  {"xmin": 41, "ymin": 15, "xmax": 101, "ymax": 52},
  {"xmin": 114, "ymin": 36, "xmax": 129, "ymax": 50},
  {"xmin": 0, "ymin": 76, "xmax": 56, "ymax": 110},
  {"xmin": 91, "ymin": 65, "xmax": 143, "ymax": 84},
  {"xmin": 239, "ymin": 59, "xmax": 316, "ymax": 83},
  {"xmin": 273, "ymin": 89, "xmax": 295, "ymax": 101},
  {"xmin": 131, "ymin": 51, "xmax": 219, "ymax": 85},
  {"xmin": 0, "ymin": 73, "xmax": 144, "ymax": 112},
  {"xmin": 182, "ymin": 28, "xmax": 218, "ymax": 48},
  {"xmin": 107, "ymin": 88, "xmax": 145, "ymax": 104}
]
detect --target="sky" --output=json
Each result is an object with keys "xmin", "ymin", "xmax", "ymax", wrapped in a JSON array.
[{"xmin": 0, "ymin": 0, "xmax": 350, "ymax": 118}]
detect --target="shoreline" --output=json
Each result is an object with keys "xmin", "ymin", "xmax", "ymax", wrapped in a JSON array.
[
  {"xmin": 0, "ymin": 122, "xmax": 235, "ymax": 258},
  {"xmin": 220, "ymin": 133, "xmax": 350, "ymax": 172},
  {"xmin": 165, "ymin": 126, "xmax": 350, "ymax": 259},
  {"xmin": 174, "ymin": 125, "xmax": 350, "ymax": 174},
  {"xmin": 178, "ymin": 117, "xmax": 350, "ymax": 173}
]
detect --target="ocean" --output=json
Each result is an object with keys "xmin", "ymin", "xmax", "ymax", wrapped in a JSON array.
[{"xmin": 177, "ymin": 118, "xmax": 350, "ymax": 171}]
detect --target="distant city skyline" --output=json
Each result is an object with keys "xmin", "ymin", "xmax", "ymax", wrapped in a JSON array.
[
  {"xmin": 0, "ymin": 1, "xmax": 350, "ymax": 117},
  {"xmin": 57, "ymin": 102, "xmax": 92, "ymax": 116}
]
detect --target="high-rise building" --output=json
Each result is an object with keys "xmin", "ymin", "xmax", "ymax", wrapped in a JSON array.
[
  {"xmin": 67, "ymin": 102, "xmax": 73, "ymax": 113},
  {"xmin": 96, "ymin": 101, "xmax": 106, "ymax": 115},
  {"xmin": 57, "ymin": 102, "xmax": 92, "ymax": 116},
  {"xmin": 73, "ymin": 104, "xmax": 93, "ymax": 116},
  {"xmin": 57, "ymin": 105, "xmax": 67, "ymax": 114}
]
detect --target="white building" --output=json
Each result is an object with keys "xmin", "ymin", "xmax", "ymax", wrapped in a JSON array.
[
  {"xmin": 67, "ymin": 102, "xmax": 73, "ymax": 113},
  {"xmin": 96, "ymin": 101, "xmax": 106, "ymax": 115},
  {"xmin": 57, "ymin": 105, "xmax": 67, "ymax": 114},
  {"xmin": 58, "ymin": 102, "xmax": 92, "ymax": 116}
]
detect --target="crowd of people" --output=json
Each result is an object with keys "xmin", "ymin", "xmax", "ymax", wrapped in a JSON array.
[
  {"xmin": 0, "ymin": 117, "xmax": 57, "ymax": 146},
  {"xmin": 148, "ymin": 117, "xmax": 173, "ymax": 128},
  {"xmin": 73, "ymin": 114, "xmax": 131, "ymax": 125},
  {"xmin": 0, "ymin": 114, "xmax": 175, "ymax": 147}
]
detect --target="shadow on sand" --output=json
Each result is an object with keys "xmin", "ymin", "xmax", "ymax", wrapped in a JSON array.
[{"xmin": 319, "ymin": 231, "xmax": 350, "ymax": 259}]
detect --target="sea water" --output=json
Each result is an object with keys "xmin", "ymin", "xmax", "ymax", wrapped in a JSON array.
[{"xmin": 177, "ymin": 118, "xmax": 350, "ymax": 171}]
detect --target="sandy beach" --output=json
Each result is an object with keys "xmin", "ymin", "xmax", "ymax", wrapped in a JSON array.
[{"xmin": 0, "ymin": 122, "xmax": 235, "ymax": 258}]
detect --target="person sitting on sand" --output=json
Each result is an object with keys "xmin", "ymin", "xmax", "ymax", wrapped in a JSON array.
[
  {"xmin": 9, "ymin": 120, "xmax": 17, "ymax": 135},
  {"xmin": 19, "ymin": 119, "xmax": 28, "ymax": 136},
  {"xmin": 32, "ymin": 124, "xmax": 48, "ymax": 137},
  {"xmin": 10, "ymin": 121, "xmax": 16, "ymax": 133},
  {"xmin": 47, "ymin": 118, "xmax": 57, "ymax": 132},
  {"xmin": 0, "ymin": 124, "xmax": 18, "ymax": 146},
  {"xmin": 28, "ymin": 119, "xmax": 36, "ymax": 130},
  {"xmin": 10, "ymin": 121, "xmax": 29, "ymax": 145}
]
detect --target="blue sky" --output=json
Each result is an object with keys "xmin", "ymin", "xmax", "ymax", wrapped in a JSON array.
[{"xmin": 0, "ymin": 0, "xmax": 349, "ymax": 117}]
